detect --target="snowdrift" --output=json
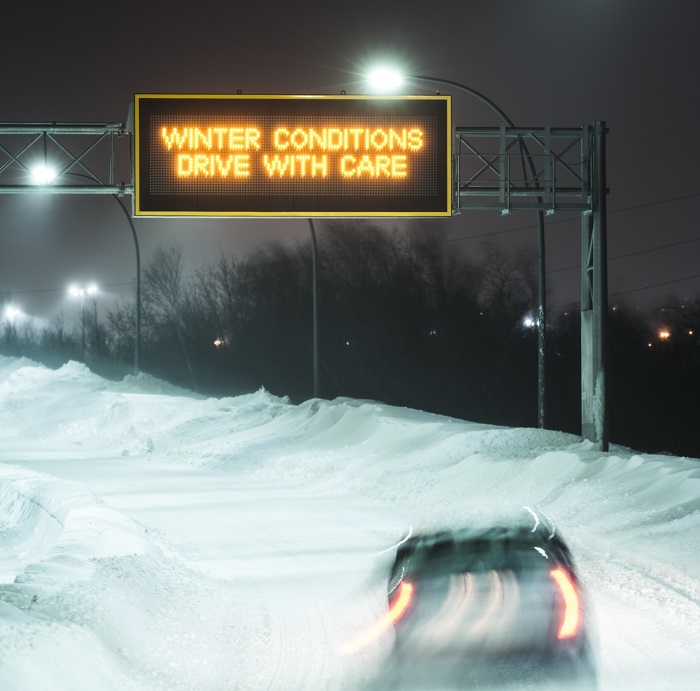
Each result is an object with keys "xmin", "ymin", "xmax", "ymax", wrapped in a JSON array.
[{"xmin": 1, "ymin": 356, "xmax": 699, "ymax": 690}]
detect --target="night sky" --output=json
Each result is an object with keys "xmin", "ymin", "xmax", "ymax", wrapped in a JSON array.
[{"xmin": 1, "ymin": 0, "xmax": 699, "ymax": 324}]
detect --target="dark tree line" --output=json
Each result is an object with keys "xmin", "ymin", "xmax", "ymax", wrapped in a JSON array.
[{"xmin": 2, "ymin": 221, "xmax": 699, "ymax": 458}]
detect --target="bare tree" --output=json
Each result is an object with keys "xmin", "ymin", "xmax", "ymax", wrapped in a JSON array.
[{"xmin": 142, "ymin": 245, "xmax": 197, "ymax": 390}]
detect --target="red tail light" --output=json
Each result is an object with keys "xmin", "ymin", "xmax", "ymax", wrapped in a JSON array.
[
  {"xmin": 339, "ymin": 581, "xmax": 414, "ymax": 656},
  {"xmin": 388, "ymin": 581, "xmax": 415, "ymax": 624},
  {"xmin": 550, "ymin": 567, "xmax": 580, "ymax": 639}
]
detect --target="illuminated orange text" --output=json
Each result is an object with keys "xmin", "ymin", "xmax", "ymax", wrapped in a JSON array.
[
  {"xmin": 341, "ymin": 155, "xmax": 407, "ymax": 177},
  {"xmin": 162, "ymin": 127, "xmax": 261, "ymax": 151},
  {"xmin": 262, "ymin": 155, "xmax": 328, "ymax": 177},
  {"xmin": 177, "ymin": 154, "xmax": 251, "ymax": 177},
  {"xmin": 272, "ymin": 127, "xmax": 423, "ymax": 152},
  {"xmin": 161, "ymin": 124, "xmax": 425, "ymax": 180}
]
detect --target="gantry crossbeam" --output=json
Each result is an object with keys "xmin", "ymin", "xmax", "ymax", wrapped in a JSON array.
[
  {"xmin": 0, "ymin": 122, "xmax": 132, "ymax": 195},
  {"xmin": 0, "ymin": 117, "xmax": 608, "ymax": 451},
  {"xmin": 453, "ymin": 126, "xmax": 593, "ymax": 213}
]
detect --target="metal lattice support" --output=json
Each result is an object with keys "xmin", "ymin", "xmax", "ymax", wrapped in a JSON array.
[
  {"xmin": 0, "ymin": 120, "xmax": 139, "ymax": 375},
  {"xmin": 453, "ymin": 126, "xmax": 593, "ymax": 214},
  {"xmin": 0, "ymin": 122, "xmax": 133, "ymax": 195},
  {"xmin": 455, "ymin": 123, "xmax": 607, "ymax": 450}
]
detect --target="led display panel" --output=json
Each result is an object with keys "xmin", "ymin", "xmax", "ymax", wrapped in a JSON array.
[{"xmin": 134, "ymin": 94, "xmax": 451, "ymax": 217}]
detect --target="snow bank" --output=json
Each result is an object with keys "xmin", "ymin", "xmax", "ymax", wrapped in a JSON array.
[
  {"xmin": 1, "ymin": 356, "xmax": 699, "ymax": 690},
  {"xmin": 0, "ymin": 356, "xmax": 291, "ymax": 456}
]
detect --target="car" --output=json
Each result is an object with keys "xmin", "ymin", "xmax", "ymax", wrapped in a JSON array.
[{"xmin": 377, "ymin": 510, "xmax": 598, "ymax": 689}]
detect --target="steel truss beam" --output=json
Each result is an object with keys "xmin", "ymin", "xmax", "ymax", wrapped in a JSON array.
[
  {"xmin": 453, "ymin": 126, "xmax": 593, "ymax": 214},
  {"xmin": 0, "ymin": 122, "xmax": 132, "ymax": 195}
]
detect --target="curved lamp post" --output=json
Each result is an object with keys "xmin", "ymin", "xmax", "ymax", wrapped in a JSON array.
[
  {"xmin": 368, "ymin": 69, "xmax": 548, "ymax": 429},
  {"xmin": 308, "ymin": 219, "xmax": 320, "ymax": 398},
  {"xmin": 31, "ymin": 167, "xmax": 141, "ymax": 374},
  {"xmin": 112, "ymin": 194, "xmax": 141, "ymax": 374}
]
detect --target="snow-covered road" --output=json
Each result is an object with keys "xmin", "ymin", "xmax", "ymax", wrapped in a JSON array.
[{"xmin": 1, "ymin": 358, "xmax": 699, "ymax": 689}]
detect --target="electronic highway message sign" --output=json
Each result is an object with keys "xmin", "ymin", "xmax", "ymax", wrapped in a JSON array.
[{"xmin": 134, "ymin": 94, "xmax": 451, "ymax": 217}]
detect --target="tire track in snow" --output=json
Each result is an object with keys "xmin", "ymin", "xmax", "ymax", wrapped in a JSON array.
[{"xmin": 576, "ymin": 545, "xmax": 700, "ymax": 690}]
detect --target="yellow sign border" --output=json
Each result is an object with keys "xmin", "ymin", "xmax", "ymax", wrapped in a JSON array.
[{"xmin": 134, "ymin": 93, "xmax": 452, "ymax": 218}]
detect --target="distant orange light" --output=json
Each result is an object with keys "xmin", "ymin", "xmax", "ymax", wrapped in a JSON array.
[
  {"xmin": 550, "ymin": 568, "xmax": 580, "ymax": 639},
  {"xmin": 658, "ymin": 329, "xmax": 671, "ymax": 340},
  {"xmin": 339, "ymin": 581, "xmax": 414, "ymax": 656}
]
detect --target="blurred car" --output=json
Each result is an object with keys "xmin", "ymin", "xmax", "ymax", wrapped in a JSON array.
[{"xmin": 380, "ymin": 511, "xmax": 597, "ymax": 689}]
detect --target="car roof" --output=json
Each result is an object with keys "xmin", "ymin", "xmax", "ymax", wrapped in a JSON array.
[{"xmin": 392, "ymin": 510, "xmax": 573, "ymax": 577}]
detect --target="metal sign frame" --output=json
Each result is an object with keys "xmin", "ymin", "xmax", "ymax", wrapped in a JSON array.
[{"xmin": 133, "ymin": 94, "xmax": 452, "ymax": 218}]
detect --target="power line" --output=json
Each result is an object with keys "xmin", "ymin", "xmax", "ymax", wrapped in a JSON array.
[
  {"xmin": 609, "ymin": 127, "xmax": 700, "ymax": 147},
  {"xmin": 608, "ymin": 236, "xmax": 700, "ymax": 262},
  {"xmin": 444, "ymin": 192, "xmax": 700, "ymax": 244},
  {"xmin": 609, "ymin": 273, "xmax": 700, "ymax": 299},
  {"xmin": 607, "ymin": 193, "xmax": 700, "ymax": 216},
  {"xmin": 552, "ymin": 272, "xmax": 700, "ymax": 311},
  {"xmin": 546, "ymin": 235, "xmax": 700, "ymax": 276}
]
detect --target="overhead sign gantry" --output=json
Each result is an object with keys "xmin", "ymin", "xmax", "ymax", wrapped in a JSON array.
[
  {"xmin": 134, "ymin": 94, "xmax": 452, "ymax": 217},
  {"xmin": 0, "ymin": 100, "xmax": 608, "ymax": 451}
]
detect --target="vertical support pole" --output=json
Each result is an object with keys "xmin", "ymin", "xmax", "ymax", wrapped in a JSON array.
[
  {"xmin": 122, "ymin": 113, "xmax": 140, "ymax": 376},
  {"xmin": 544, "ymin": 126, "xmax": 552, "ymax": 209},
  {"xmin": 308, "ymin": 219, "xmax": 320, "ymax": 398},
  {"xmin": 499, "ymin": 125, "xmax": 508, "ymax": 209},
  {"xmin": 114, "ymin": 195, "xmax": 140, "ymax": 374},
  {"xmin": 537, "ymin": 207, "xmax": 546, "ymax": 430},
  {"xmin": 581, "ymin": 210, "xmax": 594, "ymax": 440},
  {"xmin": 453, "ymin": 132, "xmax": 460, "ymax": 213},
  {"xmin": 580, "ymin": 121, "xmax": 608, "ymax": 450},
  {"xmin": 80, "ymin": 291, "xmax": 86, "ymax": 360},
  {"xmin": 109, "ymin": 132, "xmax": 115, "ymax": 186}
]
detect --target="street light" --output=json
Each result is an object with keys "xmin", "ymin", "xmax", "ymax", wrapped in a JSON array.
[
  {"xmin": 31, "ymin": 165, "xmax": 57, "ymax": 185},
  {"xmin": 367, "ymin": 68, "xmax": 548, "ymax": 429},
  {"xmin": 3, "ymin": 305, "xmax": 22, "ymax": 322},
  {"xmin": 69, "ymin": 282, "xmax": 98, "ymax": 360},
  {"xmin": 30, "ymin": 166, "xmax": 141, "ymax": 374},
  {"xmin": 1, "ymin": 305, "xmax": 23, "ymax": 352}
]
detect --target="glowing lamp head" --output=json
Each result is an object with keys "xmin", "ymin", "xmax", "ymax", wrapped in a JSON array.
[
  {"xmin": 367, "ymin": 67, "xmax": 404, "ymax": 93},
  {"xmin": 4, "ymin": 305, "xmax": 21, "ymax": 321},
  {"xmin": 32, "ymin": 165, "xmax": 58, "ymax": 185},
  {"xmin": 69, "ymin": 284, "xmax": 98, "ymax": 298}
]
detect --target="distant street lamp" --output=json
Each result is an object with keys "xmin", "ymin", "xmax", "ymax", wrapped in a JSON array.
[
  {"xmin": 69, "ymin": 283, "xmax": 98, "ymax": 360},
  {"xmin": 3, "ymin": 305, "xmax": 22, "ymax": 322},
  {"xmin": 1, "ymin": 305, "xmax": 23, "ymax": 350},
  {"xmin": 31, "ymin": 166, "xmax": 141, "ymax": 373},
  {"xmin": 367, "ymin": 68, "xmax": 548, "ymax": 429}
]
